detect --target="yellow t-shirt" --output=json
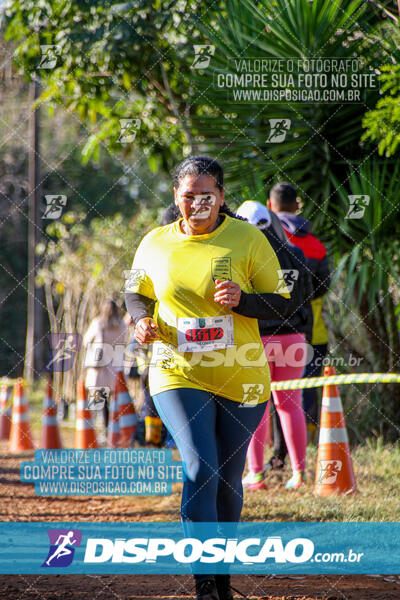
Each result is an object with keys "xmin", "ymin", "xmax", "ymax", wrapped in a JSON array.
[{"xmin": 126, "ymin": 215, "xmax": 287, "ymax": 405}]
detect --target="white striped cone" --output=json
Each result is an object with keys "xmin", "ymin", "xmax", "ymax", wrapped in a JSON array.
[
  {"xmin": 40, "ymin": 380, "xmax": 62, "ymax": 449},
  {"xmin": 0, "ymin": 384, "xmax": 12, "ymax": 440},
  {"xmin": 115, "ymin": 371, "xmax": 137, "ymax": 447},
  {"xmin": 107, "ymin": 391, "xmax": 120, "ymax": 448},
  {"xmin": 74, "ymin": 380, "xmax": 98, "ymax": 449},
  {"xmin": 9, "ymin": 380, "xmax": 34, "ymax": 452},
  {"xmin": 314, "ymin": 366, "xmax": 357, "ymax": 496}
]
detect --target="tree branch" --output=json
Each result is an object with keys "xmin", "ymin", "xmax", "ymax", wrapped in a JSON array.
[{"xmin": 160, "ymin": 62, "xmax": 193, "ymax": 150}]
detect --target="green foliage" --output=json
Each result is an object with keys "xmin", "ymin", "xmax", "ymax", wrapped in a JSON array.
[
  {"xmin": 38, "ymin": 208, "xmax": 158, "ymax": 310},
  {"xmin": 4, "ymin": 0, "xmax": 218, "ymax": 169},
  {"xmin": 187, "ymin": 0, "xmax": 400, "ymax": 436},
  {"xmin": 5, "ymin": 0, "xmax": 392, "ymax": 222},
  {"xmin": 188, "ymin": 0, "xmax": 385, "ymax": 230},
  {"xmin": 362, "ymin": 64, "xmax": 400, "ymax": 157},
  {"xmin": 0, "ymin": 45, "xmax": 171, "ymax": 377},
  {"xmin": 327, "ymin": 159, "xmax": 400, "ymax": 437},
  {"xmin": 330, "ymin": 159, "xmax": 400, "ymax": 313}
]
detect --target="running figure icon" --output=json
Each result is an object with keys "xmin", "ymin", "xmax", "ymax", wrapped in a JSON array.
[{"xmin": 45, "ymin": 531, "xmax": 77, "ymax": 566}]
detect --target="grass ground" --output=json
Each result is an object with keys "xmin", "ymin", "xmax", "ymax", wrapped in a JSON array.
[{"xmin": 241, "ymin": 440, "xmax": 400, "ymax": 522}]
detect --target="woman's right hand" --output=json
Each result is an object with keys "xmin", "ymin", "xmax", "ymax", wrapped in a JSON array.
[{"xmin": 134, "ymin": 317, "xmax": 160, "ymax": 344}]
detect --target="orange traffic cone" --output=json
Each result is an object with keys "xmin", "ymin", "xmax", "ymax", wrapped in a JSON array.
[
  {"xmin": 74, "ymin": 380, "xmax": 98, "ymax": 449},
  {"xmin": 314, "ymin": 366, "xmax": 357, "ymax": 496},
  {"xmin": 116, "ymin": 371, "xmax": 137, "ymax": 447},
  {"xmin": 40, "ymin": 380, "xmax": 63, "ymax": 449},
  {"xmin": 107, "ymin": 391, "xmax": 120, "ymax": 449},
  {"xmin": 0, "ymin": 384, "xmax": 12, "ymax": 440},
  {"xmin": 9, "ymin": 380, "xmax": 35, "ymax": 453}
]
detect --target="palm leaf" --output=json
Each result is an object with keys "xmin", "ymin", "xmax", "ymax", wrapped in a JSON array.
[{"xmin": 189, "ymin": 0, "xmax": 384, "ymax": 236}]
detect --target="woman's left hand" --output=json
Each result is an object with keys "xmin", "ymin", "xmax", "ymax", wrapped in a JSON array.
[{"xmin": 214, "ymin": 279, "xmax": 242, "ymax": 307}]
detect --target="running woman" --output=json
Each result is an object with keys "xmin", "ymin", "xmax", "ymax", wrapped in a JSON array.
[{"xmin": 125, "ymin": 156, "xmax": 291, "ymax": 600}]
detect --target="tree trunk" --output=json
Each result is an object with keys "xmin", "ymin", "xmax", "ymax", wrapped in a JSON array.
[{"xmin": 24, "ymin": 78, "xmax": 43, "ymax": 380}]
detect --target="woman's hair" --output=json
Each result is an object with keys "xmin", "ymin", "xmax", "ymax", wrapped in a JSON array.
[
  {"xmin": 161, "ymin": 203, "xmax": 180, "ymax": 225},
  {"xmin": 99, "ymin": 299, "xmax": 121, "ymax": 329},
  {"xmin": 173, "ymin": 156, "xmax": 224, "ymax": 191}
]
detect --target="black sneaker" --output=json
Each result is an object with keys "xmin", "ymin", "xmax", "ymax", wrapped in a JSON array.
[
  {"xmin": 215, "ymin": 574, "xmax": 233, "ymax": 600},
  {"xmin": 195, "ymin": 576, "xmax": 220, "ymax": 600},
  {"xmin": 263, "ymin": 456, "xmax": 285, "ymax": 472}
]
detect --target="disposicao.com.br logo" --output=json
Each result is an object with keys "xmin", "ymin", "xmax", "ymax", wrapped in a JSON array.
[
  {"xmin": 38, "ymin": 529, "xmax": 365, "ymax": 571},
  {"xmin": 83, "ymin": 536, "xmax": 315, "ymax": 564}
]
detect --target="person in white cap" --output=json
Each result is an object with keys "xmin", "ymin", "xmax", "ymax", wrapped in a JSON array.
[
  {"xmin": 236, "ymin": 200, "xmax": 286, "ymax": 242},
  {"xmin": 237, "ymin": 201, "xmax": 313, "ymax": 491}
]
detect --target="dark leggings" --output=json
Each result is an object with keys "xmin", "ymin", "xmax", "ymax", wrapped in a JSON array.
[
  {"xmin": 153, "ymin": 388, "xmax": 265, "ymax": 522},
  {"xmin": 302, "ymin": 343, "xmax": 328, "ymax": 425}
]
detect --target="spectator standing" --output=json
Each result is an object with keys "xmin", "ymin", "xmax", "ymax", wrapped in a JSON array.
[
  {"xmin": 83, "ymin": 299, "xmax": 127, "ymax": 430},
  {"xmin": 268, "ymin": 183, "xmax": 331, "ymax": 441},
  {"xmin": 237, "ymin": 201, "xmax": 313, "ymax": 490}
]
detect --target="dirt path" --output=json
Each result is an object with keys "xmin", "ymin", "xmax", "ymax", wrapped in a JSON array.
[{"xmin": 0, "ymin": 574, "xmax": 399, "ymax": 599}]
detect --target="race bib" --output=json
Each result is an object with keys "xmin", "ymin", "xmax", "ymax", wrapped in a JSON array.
[{"xmin": 177, "ymin": 315, "xmax": 234, "ymax": 353}]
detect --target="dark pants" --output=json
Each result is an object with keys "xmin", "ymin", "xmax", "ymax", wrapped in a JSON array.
[
  {"xmin": 153, "ymin": 388, "xmax": 265, "ymax": 522},
  {"xmin": 302, "ymin": 343, "xmax": 328, "ymax": 425}
]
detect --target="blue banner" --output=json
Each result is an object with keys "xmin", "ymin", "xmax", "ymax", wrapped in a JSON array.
[{"xmin": 1, "ymin": 522, "xmax": 399, "ymax": 574}]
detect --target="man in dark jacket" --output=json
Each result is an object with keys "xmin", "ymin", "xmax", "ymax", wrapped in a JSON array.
[{"xmin": 267, "ymin": 182, "xmax": 331, "ymax": 443}]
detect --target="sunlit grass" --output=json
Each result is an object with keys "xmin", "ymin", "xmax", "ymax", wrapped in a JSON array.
[{"xmin": 241, "ymin": 442, "xmax": 400, "ymax": 522}]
